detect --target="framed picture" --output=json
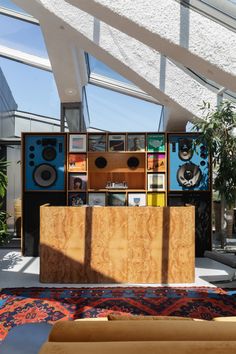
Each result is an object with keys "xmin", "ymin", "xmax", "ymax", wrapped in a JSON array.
[
  {"xmin": 128, "ymin": 193, "xmax": 146, "ymax": 206},
  {"xmin": 147, "ymin": 193, "xmax": 165, "ymax": 207},
  {"xmin": 147, "ymin": 173, "xmax": 165, "ymax": 191},
  {"xmin": 68, "ymin": 154, "xmax": 86, "ymax": 171},
  {"xmin": 108, "ymin": 193, "xmax": 126, "ymax": 206},
  {"xmin": 147, "ymin": 153, "xmax": 165, "ymax": 172},
  {"xmin": 147, "ymin": 134, "xmax": 165, "ymax": 152},
  {"xmin": 68, "ymin": 192, "xmax": 86, "ymax": 206},
  {"xmin": 88, "ymin": 134, "xmax": 106, "ymax": 151},
  {"xmin": 108, "ymin": 134, "xmax": 125, "ymax": 151},
  {"xmin": 69, "ymin": 134, "xmax": 87, "ymax": 152},
  {"xmin": 88, "ymin": 193, "xmax": 106, "ymax": 206},
  {"xmin": 127, "ymin": 134, "xmax": 145, "ymax": 151},
  {"xmin": 69, "ymin": 173, "xmax": 87, "ymax": 190}
]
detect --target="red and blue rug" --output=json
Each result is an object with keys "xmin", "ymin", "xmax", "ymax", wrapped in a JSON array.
[{"xmin": 1, "ymin": 286, "xmax": 236, "ymax": 342}]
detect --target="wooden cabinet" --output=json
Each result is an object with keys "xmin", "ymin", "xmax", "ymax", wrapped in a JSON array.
[
  {"xmin": 40, "ymin": 205, "xmax": 195, "ymax": 283},
  {"xmin": 67, "ymin": 132, "xmax": 166, "ymax": 207}
]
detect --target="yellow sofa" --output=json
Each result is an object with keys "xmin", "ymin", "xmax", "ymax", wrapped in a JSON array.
[{"xmin": 39, "ymin": 319, "xmax": 236, "ymax": 354}]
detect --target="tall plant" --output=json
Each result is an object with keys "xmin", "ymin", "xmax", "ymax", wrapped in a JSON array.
[
  {"xmin": 0, "ymin": 158, "xmax": 10, "ymax": 246},
  {"xmin": 193, "ymin": 100, "xmax": 236, "ymax": 209}
]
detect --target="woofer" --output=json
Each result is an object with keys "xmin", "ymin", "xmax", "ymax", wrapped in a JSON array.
[
  {"xmin": 127, "ymin": 156, "xmax": 139, "ymax": 169},
  {"xmin": 177, "ymin": 163, "xmax": 202, "ymax": 188},
  {"xmin": 33, "ymin": 164, "xmax": 57, "ymax": 187},
  {"xmin": 95, "ymin": 156, "xmax": 107, "ymax": 168}
]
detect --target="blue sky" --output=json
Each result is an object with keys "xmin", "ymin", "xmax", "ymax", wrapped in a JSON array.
[
  {"xmin": 86, "ymin": 84, "xmax": 162, "ymax": 132},
  {"xmin": 0, "ymin": 57, "xmax": 60, "ymax": 118},
  {"xmin": 0, "ymin": 0, "xmax": 162, "ymax": 131}
]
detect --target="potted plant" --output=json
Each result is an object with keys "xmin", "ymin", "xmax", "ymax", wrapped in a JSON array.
[
  {"xmin": 192, "ymin": 100, "xmax": 236, "ymax": 243},
  {"xmin": 0, "ymin": 158, "xmax": 11, "ymax": 246}
]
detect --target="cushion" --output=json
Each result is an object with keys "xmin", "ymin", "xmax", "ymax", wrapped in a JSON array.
[
  {"xmin": 39, "ymin": 341, "xmax": 236, "ymax": 354},
  {"xmin": 107, "ymin": 314, "xmax": 194, "ymax": 321},
  {"xmin": 213, "ymin": 317, "xmax": 236, "ymax": 322},
  {"xmin": 75, "ymin": 318, "xmax": 108, "ymax": 321},
  {"xmin": 204, "ymin": 251, "xmax": 236, "ymax": 268},
  {"xmin": 48, "ymin": 320, "xmax": 236, "ymax": 343}
]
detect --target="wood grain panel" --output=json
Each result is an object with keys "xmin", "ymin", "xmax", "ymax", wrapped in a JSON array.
[
  {"xmin": 88, "ymin": 152, "xmax": 145, "ymax": 172},
  {"xmin": 40, "ymin": 206, "xmax": 195, "ymax": 284}
]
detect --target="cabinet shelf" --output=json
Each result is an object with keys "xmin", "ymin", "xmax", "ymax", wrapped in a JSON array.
[{"xmin": 66, "ymin": 132, "xmax": 167, "ymax": 207}]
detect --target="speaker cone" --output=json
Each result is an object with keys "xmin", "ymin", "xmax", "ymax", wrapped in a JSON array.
[
  {"xmin": 42, "ymin": 146, "xmax": 57, "ymax": 161},
  {"xmin": 177, "ymin": 163, "xmax": 202, "ymax": 188},
  {"xmin": 178, "ymin": 138, "xmax": 193, "ymax": 161},
  {"xmin": 127, "ymin": 156, "xmax": 139, "ymax": 169},
  {"xmin": 33, "ymin": 164, "xmax": 57, "ymax": 187},
  {"xmin": 95, "ymin": 156, "xmax": 107, "ymax": 168}
]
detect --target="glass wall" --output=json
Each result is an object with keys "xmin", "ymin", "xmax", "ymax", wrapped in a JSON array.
[
  {"xmin": 0, "ymin": 58, "xmax": 60, "ymax": 119},
  {"xmin": 0, "ymin": 13, "xmax": 48, "ymax": 58},
  {"xmin": 85, "ymin": 84, "xmax": 162, "ymax": 132}
]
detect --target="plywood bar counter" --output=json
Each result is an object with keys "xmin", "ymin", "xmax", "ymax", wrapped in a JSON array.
[{"xmin": 40, "ymin": 205, "xmax": 195, "ymax": 283}]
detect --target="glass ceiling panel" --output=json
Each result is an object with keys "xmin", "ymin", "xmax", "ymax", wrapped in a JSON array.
[
  {"xmin": 85, "ymin": 84, "xmax": 162, "ymax": 132},
  {"xmin": 0, "ymin": 0, "xmax": 29, "ymax": 15},
  {"xmin": 0, "ymin": 57, "xmax": 60, "ymax": 118},
  {"xmin": 200, "ymin": 0, "xmax": 236, "ymax": 19},
  {"xmin": 185, "ymin": 66, "xmax": 236, "ymax": 102},
  {"xmin": 0, "ymin": 14, "xmax": 48, "ymax": 58},
  {"xmin": 88, "ymin": 54, "xmax": 138, "ymax": 87}
]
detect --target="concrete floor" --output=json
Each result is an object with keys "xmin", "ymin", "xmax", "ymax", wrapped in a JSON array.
[{"xmin": 0, "ymin": 249, "xmax": 235, "ymax": 288}]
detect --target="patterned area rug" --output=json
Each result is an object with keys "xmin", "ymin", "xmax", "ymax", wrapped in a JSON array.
[{"xmin": 1, "ymin": 286, "xmax": 236, "ymax": 342}]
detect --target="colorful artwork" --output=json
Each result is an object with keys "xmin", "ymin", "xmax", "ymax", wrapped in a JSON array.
[
  {"xmin": 108, "ymin": 135, "xmax": 125, "ymax": 151},
  {"xmin": 128, "ymin": 193, "xmax": 146, "ymax": 206},
  {"xmin": 108, "ymin": 193, "xmax": 126, "ymax": 206},
  {"xmin": 69, "ymin": 173, "xmax": 87, "ymax": 190},
  {"xmin": 69, "ymin": 134, "xmax": 87, "ymax": 152},
  {"xmin": 88, "ymin": 193, "xmax": 106, "ymax": 206},
  {"xmin": 147, "ymin": 134, "xmax": 165, "ymax": 152},
  {"xmin": 68, "ymin": 192, "xmax": 86, "ymax": 206},
  {"xmin": 88, "ymin": 134, "xmax": 106, "ymax": 151},
  {"xmin": 147, "ymin": 173, "xmax": 165, "ymax": 191},
  {"xmin": 147, "ymin": 153, "xmax": 165, "ymax": 172},
  {"xmin": 127, "ymin": 134, "xmax": 145, "ymax": 151},
  {"xmin": 68, "ymin": 154, "xmax": 86, "ymax": 171}
]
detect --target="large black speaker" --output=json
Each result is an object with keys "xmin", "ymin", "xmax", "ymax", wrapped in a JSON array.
[
  {"xmin": 23, "ymin": 192, "xmax": 66, "ymax": 256},
  {"xmin": 168, "ymin": 134, "xmax": 210, "ymax": 191},
  {"xmin": 24, "ymin": 134, "xmax": 66, "ymax": 191},
  {"xmin": 22, "ymin": 133, "xmax": 67, "ymax": 256},
  {"xmin": 168, "ymin": 193, "xmax": 212, "ymax": 257}
]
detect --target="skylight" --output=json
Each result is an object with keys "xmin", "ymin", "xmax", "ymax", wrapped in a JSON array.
[
  {"xmin": 88, "ymin": 54, "xmax": 137, "ymax": 88},
  {"xmin": 0, "ymin": 0, "xmax": 29, "ymax": 15},
  {"xmin": 0, "ymin": 57, "xmax": 60, "ymax": 118},
  {"xmin": 0, "ymin": 13, "xmax": 48, "ymax": 58},
  {"xmin": 85, "ymin": 84, "xmax": 163, "ymax": 132}
]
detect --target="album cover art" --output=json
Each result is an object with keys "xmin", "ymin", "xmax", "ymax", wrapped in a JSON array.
[
  {"xmin": 127, "ymin": 134, "xmax": 145, "ymax": 151},
  {"xmin": 108, "ymin": 193, "xmax": 126, "ymax": 206},
  {"xmin": 68, "ymin": 192, "xmax": 86, "ymax": 206},
  {"xmin": 88, "ymin": 134, "xmax": 106, "ymax": 151},
  {"xmin": 108, "ymin": 134, "xmax": 125, "ymax": 151},
  {"xmin": 147, "ymin": 153, "xmax": 165, "ymax": 172},
  {"xmin": 88, "ymin": 193, "xmax": 106, "ymax": 206},
  {"xmin": 147, "ymin": 173, "xmax": 165, "ymax": 191},
  {"xmin": 147, "ymin": 134, "xmax": 165, "ymax": 152},
  {"xmin": 68, "ymin": 154, "xmax": 86, "ymax": 171},
  {"xmin": 128, "ymin": 193, "xmax": 146, "ymax": 206},
  {"xmin": 69, "ymin": 173, "xmax": 87, "ymax": 190}
]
